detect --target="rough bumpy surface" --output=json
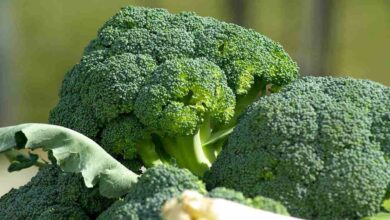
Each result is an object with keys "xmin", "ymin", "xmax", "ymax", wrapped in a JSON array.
[
  {"xmin": 49, "ymin": 6, "xmax": 298, "ymax": 175},
  {"xmin": 0, "ymin": 165, "xmax": 113, "ymax": 220},
  {"xmin": 97, "ymin": 165, "xmax": 206, "ymax": 220},
  {"xmin": 206, "ymin": 76, "xmax": 390, "ymax": 219},
  {"xmin": 208, "ymin": 187, "xmax": 289, "ymax": 215}
]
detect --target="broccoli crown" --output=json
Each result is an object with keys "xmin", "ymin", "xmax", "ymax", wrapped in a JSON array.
[
  {"xmin": 206, "ymin": 76, "xmax": 390, "ymax": 219},
  {"xmin": 135, "ymin": 58, "xmax": 235, "ymax": 136},
  {"xmin": 49, "ymin": 6, "xmax": 298, "ymax": 176},
  {"xmin": 0, "ymin": 165, "xmax": 114, "ymax": 220},
  {"xmin": 208, "ymin": 187, "xmax": 289, "ymax": 215},
  {"xmin": 97, "ymin": 164, "xmax": 206, "ymax": 220}
]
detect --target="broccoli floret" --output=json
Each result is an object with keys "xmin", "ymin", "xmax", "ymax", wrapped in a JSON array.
[
  {"xmin": 97, "ymin": 165, "xmax": 206, "ymax": 220},
  {"xmin": 49, "ymin": 6, "xmax": 298, "ymax": 176},
  {"xmin": 206, "ymin": 76, "xmax": 390, "ymax": 219},
  {"xmin": 0, "ymin": 165, "xmax": 114, "ymax": 220},
  {"xmin": 98, "ymin": 165, "xmax": 289, "ymax": 220},
  {"xmin": 38, "ymin": 205, "xmax": 89, "ymax": 220},
  {"xmin": 208, "ymin": 187, "xmax": 289, "ymax": 215}
]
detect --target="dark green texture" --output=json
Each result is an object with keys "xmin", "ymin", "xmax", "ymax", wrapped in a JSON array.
[
  {"xmin": 97, "ymin": 165, "xmax": 206, "ymax": 220},
  {"xmin": 0, "ymin": 123, "xmax": 140, "ymax": 198},
  {"xmin": 208, "ymin": 187, "xmax": 289, "ymax": 216},
  {"xmin": 206, "ymin": 76, "xmax": 390, "ymax": 219},
  {"xmin": 49, "ymin": 6, "xmax": 298, "ymax": 176},
  {"xmin": 0, "ymin": 165, "xmax": 113, "ymax": 220}
]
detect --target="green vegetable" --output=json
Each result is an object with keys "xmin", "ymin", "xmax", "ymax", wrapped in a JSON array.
[
  {"xmin": 206, "ymin": 76, "xmax": 390, "ymax": 219},
  {"xmin": 97, "ymin": 165, "xmax": 206, "ymax": 220},
  {"xmin": 0, "ymin": 123, "xmax": 138, "ymax": 198},
  {"xmin": 49, "ymin": 6, "xmax": 298, "ymax": 176},
  {"xmin": 98, "ymin": 165, "xmax": 289, "ymax": 219},
  {"xmin": 208, "ymin": 187, "xmax": 289, "ymax": 216},
  {"xmin": 0, "ymin": 165, "xmax": 113, "ymax": 220},
  {"xmin": 0, "ymin": 123, "xmax": 289, "ymax": 220}
]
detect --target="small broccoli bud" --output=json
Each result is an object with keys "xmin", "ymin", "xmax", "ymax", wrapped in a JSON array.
[{"xmin": 98, "ymin": 165, "xmax": 206, "ymax": 220}]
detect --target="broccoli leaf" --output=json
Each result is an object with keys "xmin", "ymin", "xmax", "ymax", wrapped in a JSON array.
[{"xmin": 0, "ymin": 123, "xmax": 138, "ymax": 198}]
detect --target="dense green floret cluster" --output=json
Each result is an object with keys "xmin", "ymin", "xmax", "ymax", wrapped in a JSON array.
[
  {"xmin": 97, "ymin": 165, "xmax": 206, "ymax": 219},
  {"xmin": 49, "ymin": 6, "xmax": 298, "ymax": 176},
  {"xmin": 0, "ymin": 165, "xmax": 113, "ymax": 220},
  {"xmin": 97, "ymin": 165, "xmax": 289, "ymax": 219},
  {"xmin": 208, "ymin": 187, "xmax": 289, "ymax": 216},
  {"xmin": 206, "ymin": 76, "xmax": 390, "ymax": 219}
]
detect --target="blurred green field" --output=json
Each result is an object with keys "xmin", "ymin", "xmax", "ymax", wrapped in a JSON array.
[{"xmin": 0, "ymin": 0, "xmax": 389, "ymax": 196}]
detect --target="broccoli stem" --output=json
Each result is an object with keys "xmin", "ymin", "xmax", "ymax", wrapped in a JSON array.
[
  {"xmin": 160, "ymin": 130, "xmax": 211, "ymax": 177},
  {"xmin": 136, "ymin": 139, "xmax": 163, "ymax": 167},
  {"xmin": 202, "ymin": 126, "xmax": 235, "ymax": 162},
  {"xmin": 157, "ymin": 119, "xmax": 235, "ymax": 177}
]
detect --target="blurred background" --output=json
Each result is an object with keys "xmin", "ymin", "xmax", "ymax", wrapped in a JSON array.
[{"xmin": 0, "ymin": 0, "xmax": 389, "ymax": 196}]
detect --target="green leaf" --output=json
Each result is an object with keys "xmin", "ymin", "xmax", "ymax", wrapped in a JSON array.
[{"xmin": 0, "ymin": 123, "xmax": 139, "ymax": 198}]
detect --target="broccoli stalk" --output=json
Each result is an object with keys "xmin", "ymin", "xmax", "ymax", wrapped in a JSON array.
[
  {"xmin": 49, "ymin": 6, "xmax": 299, "ymax": 177},
  {"xmin": 159, "ymin": 122, "xmax": 234, "ymax": 176}
]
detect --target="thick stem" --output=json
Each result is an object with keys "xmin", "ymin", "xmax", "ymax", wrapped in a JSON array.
[
  {"xmin": 161, "ymin": 131, "xmax": 211, "ymax": 177},
  {"xmin": 202, "ymin": 126, "xmax": 235, "ymax": 162},
  {"xmin": 159, "ymin": 119, "xmax": 235, "ymax": 176},
  {"xmin": 136, "ymin": 139, "xmax": 163, "ymax": 167}
]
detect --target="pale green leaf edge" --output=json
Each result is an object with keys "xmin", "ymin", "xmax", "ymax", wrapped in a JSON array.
[{"xmin": 0, "ymin": 123, "xmax": 138, "ymax": 198}]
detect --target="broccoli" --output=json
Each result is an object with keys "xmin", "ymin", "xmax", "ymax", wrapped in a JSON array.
[
  {"xmin": 0, "ymin": 165, "xmax": 114, "ymax": 220},
  {"xmin": 208, "ymin": 187, "xmax": 289, "ymax": 216},
  {"xmin": 49, "ymin": 6, "xmax": 298, "ymax": 176},
  {"xmin": 98, "ymin": 165, "xmax": 289, "ymax": 220},
  {"xmin": 206, "ymin": 76, "xmax": 390, "ymax": 219},
  {"xmin": 97, "ymin": 164, "xmax": 206, "ymax": 220}
]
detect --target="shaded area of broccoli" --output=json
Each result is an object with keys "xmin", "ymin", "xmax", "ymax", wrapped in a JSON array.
[
  {"xmin": 49, "ymin": 6, "xmax": 298, "ymax": 176},
  {"xmin": 0, "ymin": 165, "xmax": 114, "ymax": 220},
  {"xmin": 97, "ymin": 165, "xmax": 206, "ymax": 220},
  {"xmin": 208, "ymin": 187, "xmax": 289, "ymax": 216},
  {"xmin": 98, "ymin": 165, "xmax": 289, "ymax": 219},
  {"xmin": 206, "ymin": 76, "xmax": 390, "ymax": 219}
]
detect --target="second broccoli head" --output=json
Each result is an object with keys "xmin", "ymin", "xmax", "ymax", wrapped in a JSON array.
[
  {"xmin": 206, "ymin": 76, "xmax": 390, "ymax": 219},
  {"xmin": 49, "ymin": 6, "xmax": 298, "ymax": 176}
]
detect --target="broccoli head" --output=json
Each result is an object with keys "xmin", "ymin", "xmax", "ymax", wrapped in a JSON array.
[
  {"xmin": 98, "ymin": 165, "xmax": 289, "ymax": 220},
  {"xmin": 97, "ymin": 164, "xmax": 206, "ymax": 220},
  {"xmin": 206, "ymin": 76, "xmax": 390, "ymax": 219},
  {"xmin": 208, "ymin": 187, "xmax": 289, "ymax": 216},
  {"xmin": 49, "ymin": 6, "xmax": 298, "ymax": 176},
  {"xmin": 0, "ymin": 165, "xmax": 114, "ymax": 220}
]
